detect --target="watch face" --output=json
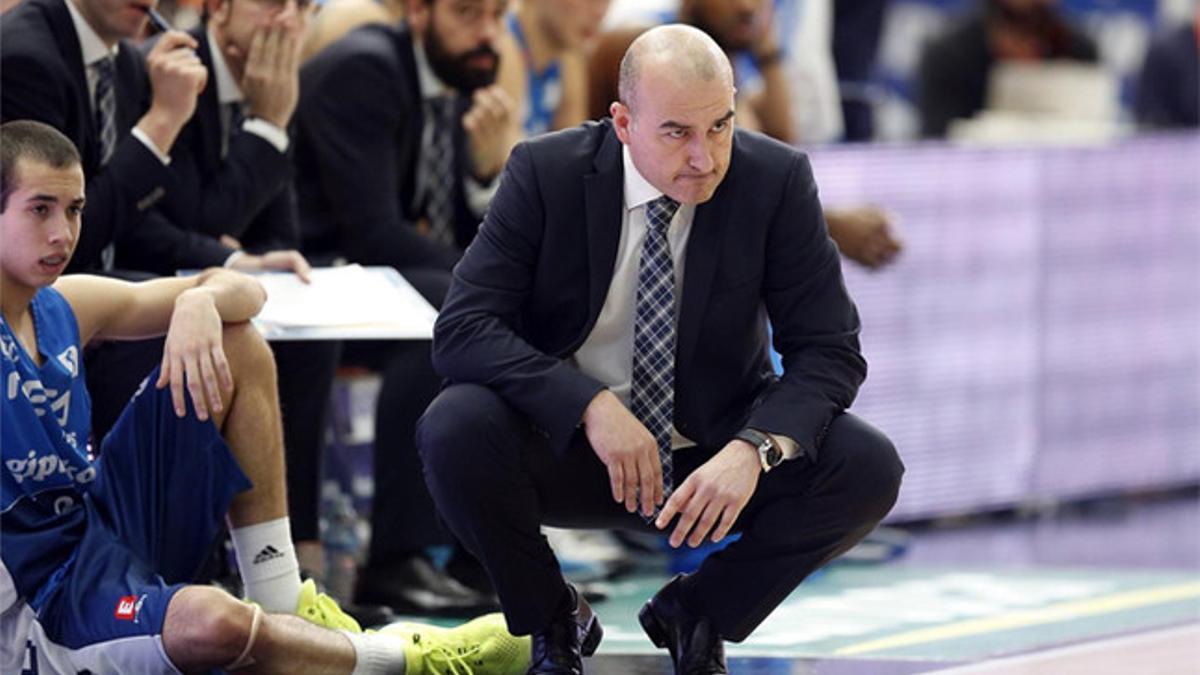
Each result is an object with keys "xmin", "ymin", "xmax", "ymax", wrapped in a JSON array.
[{"xmin": 764, "ymin": 444, "xmax": 783, "ymax": 467}]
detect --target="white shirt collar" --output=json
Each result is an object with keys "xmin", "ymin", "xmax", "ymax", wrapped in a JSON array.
[
  {"xmin": 622, "ymin": 145, "xmax": 666, "ymax": 211},
  {"xmin": 65, "ymin": 0, "xmax": 118, "ymax": 67},
  {"xmin": 411, "ymin": 37, "xmax": 449, "ymax": 101},
  {"xmin": 207, "ymin": 27, "xmax": 244, "ymax": 105}
]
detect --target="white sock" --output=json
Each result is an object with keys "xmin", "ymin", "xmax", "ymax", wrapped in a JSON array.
[
  {"xmin": 230, "ymin": 518, "xmax": 303, "ymax": 613},
  {"xmin": 342, "ymin": 630, "xmax": 408, "ymax": 675}
]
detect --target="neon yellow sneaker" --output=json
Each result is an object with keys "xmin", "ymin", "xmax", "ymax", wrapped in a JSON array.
[
  {"xmin": 380, "ymin": 613, "xmax": 531, "ymax": 675},
  {"xmin": 295, "ymin": 579, "xmax": 363, "ymax": 633}
]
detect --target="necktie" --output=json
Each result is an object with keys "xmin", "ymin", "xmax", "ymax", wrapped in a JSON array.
[
  {"xmin": 631, "ymin": 195, "xmax": 681, "ymax": 520},
  {"xmin": 94, "ymin": 57, "xmax": 117, "ymax": 270},
  {"xmin": 222, "ymin": 101, "xmax": 244, "ymax": 159},
  {"xmin": 422, "ymin": 97, "xmax": 457, "ymax": 246},
  {"xmin": 94, "ymin": 57, "xmax": 117, "ymax": 164}
]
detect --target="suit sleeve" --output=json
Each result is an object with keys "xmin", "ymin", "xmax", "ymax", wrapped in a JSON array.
[
  {"xmin": 190, "ymin": 131, "xmax": 293, "ymax": 241},
  {"xmin": 432, "ymin": 143, "xmax": 606, "ymax": 453},
  {"xmin": 114, "ymin": 210, "xmax": 236, "ymax": 274},
  {"xmin": 1, "ymin": 52, "xmax": 175, "ymax": 272},
  {"xmin": 299, "ymin": 50, "xmax": 459, "ymax": 271},
  {"xmin": 747, "ymin": 154, "xmax": 867, "ymax": 462}
]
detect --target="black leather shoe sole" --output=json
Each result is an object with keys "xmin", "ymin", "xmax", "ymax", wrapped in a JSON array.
[
  {"xmin": 581, "ymin": 611, "xmax": 604, "ymax": 656},
  {"xmin": 638, "ymin": 602, "xmax": 668, "ymax": 649}
]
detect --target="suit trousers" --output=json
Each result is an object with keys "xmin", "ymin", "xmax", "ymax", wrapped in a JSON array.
[{"xmin": 417, "ymin": 383, "xmax": 903, "ymax": 641}]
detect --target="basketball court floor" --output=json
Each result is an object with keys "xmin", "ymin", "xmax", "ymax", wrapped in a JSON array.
[{"xmin": 508, "ymin": 490, "xmax": 1199, "ymax": 674}]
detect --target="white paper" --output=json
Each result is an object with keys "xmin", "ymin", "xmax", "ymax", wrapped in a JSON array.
[{"xmin": 253, "ymin": 265, "xmax": 437, "ymax": 340}]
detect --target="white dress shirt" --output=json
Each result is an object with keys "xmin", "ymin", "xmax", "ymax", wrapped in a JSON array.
[
  {"xmin": 572, "ymin": 146, "xmax": 799, "ymax": 460},
  {"xmin": 65, "ymin": 0, "xmax": 169, "ymax": 164}
]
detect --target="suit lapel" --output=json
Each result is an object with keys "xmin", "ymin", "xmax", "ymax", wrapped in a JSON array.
[
  {"xmin": 42, "ymin": 0, "xmax": 94, "ymax": 162},
  {"xmin": 397, "ymin": 26, "xmax": 423, "ymax": 221},
  {"xmin": 583, "ymin": 128, "xmax": 625, "ymax": 326},
  {"xmin": 676, "ymin": 152, "xmax": 736, "ymax": 377}
]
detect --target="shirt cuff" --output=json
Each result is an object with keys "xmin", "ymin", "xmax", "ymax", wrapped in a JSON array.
[
  {"xmin": 130, "ymin": 127, "xmax": 172, "ymax": 165},
  {"xmin": 465, "ymin": 174, "xmax": 498, "ymax": 216},
  {"xmin": 224, "ymin": 250, "xmax": 247, "ymax": 268},
  {"xmin": 242, "ymin": 117, "xmax": 290, "ymax": 153}
]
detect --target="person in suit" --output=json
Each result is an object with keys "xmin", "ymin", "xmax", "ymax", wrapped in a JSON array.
[
  {"xmin": 293, "ymin": 0, "xmax": 518, "ymax": 616},
  {"xmin": 417, "ymin": 25, "xmax": 904, "ymax": 674},
  {"xmin": 0, "ymin": 0, "xmax": 207, "ymax": 274},
  {"xmin": 119, "ymin": 0, "xmax": 349, "ymax": 593}
]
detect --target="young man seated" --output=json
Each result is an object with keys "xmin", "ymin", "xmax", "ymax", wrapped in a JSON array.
[{"xmin": 0, "ymin": 119, "xmax": 528, "ymax": 675}]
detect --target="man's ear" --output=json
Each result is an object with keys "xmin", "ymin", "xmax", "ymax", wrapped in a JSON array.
[{"xmin": 611, "ymin": 101, "xmax": 632, "ymax": 144}]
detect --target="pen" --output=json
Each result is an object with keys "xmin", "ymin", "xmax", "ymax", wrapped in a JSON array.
[{"xmin": 142, "ymin": 6, "xmax": 173, "ymax": 34}]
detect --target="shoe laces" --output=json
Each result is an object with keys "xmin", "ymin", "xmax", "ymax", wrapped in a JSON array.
[
  {"xmin": 412, "ymin": 632, "xmax": 483, "ymax": 675},
  {"xmin": 300, "ymin": 591, "xmax": 361, "ymax": 632}
]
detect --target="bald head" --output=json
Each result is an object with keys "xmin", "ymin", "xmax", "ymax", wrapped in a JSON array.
[{"xmin": 618, "ymin": 24, "xmax": 733, "ymax": 113}]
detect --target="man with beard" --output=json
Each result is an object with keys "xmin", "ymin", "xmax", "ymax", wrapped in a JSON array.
[{"xmin": 292, "ymin": 0, "xmax": 518, "ymax": 617}]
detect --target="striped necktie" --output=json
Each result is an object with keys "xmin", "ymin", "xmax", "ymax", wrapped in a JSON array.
[{"xmin": 631, "ymin": 195, "xmax": 681, "ymax": 520}]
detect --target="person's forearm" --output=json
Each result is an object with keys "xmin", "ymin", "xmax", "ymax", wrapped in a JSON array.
[
  {"xmin": 190, "ymin": 268, "xmax": 267, "ymax": 322},
  {"xmin": 754, "ymin": 61, "xmax": 796, "ymax": 144}
]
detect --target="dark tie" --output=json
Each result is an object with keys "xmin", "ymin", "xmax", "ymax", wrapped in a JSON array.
[
  {"xmin": 422, "ymin": 97, "xmax": 457, "ymax": 246},
  {"xmin": 94, "ymin": 57, "xmax": 117, "ymax": 270},
  {"xmin": 94, "ymin": 57, "xmax": 117, "ymax": 164},
  {"xmin": 222, "ymin": 101, "xmax": 244, "ymax": 159},
  {"xmin": 631, "ymin": 195, "xmax": 681, "ymax": 520}
]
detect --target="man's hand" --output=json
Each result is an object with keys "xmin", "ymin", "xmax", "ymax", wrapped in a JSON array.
[
  {"xmin": 583, "ymin": 390, "xmax": 664, "ymax": 517},
  {"xmin": 156, "ymin": 288, "xmax": 232, "ymax": 421},
  {"xmin": 463, "ymin": 84, "xmax": 518, "ymax": 182},
  {"xmin": 826, "ymin": 206, "xmax": 903, "ymax": 270},
  {"xmin": 655, "ymin": 439, "xmax": 761, "ymax": 548},
  {"xmin": 138, "ymin": 31, "xmax": 208, "ymax": 153},
  {"xmin": 229, "ymin": 249, "xmax": 312, "ymax": 283},
  {"xmin": 239, "ymin": 21, "xmax": 304, "ymax": 129}
]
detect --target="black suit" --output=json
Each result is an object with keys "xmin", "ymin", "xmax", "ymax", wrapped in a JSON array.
[
  {"xmin": 294, "ymin": 21, "xmax": 480, "ymax": 270},
  {"xmin": 113, "ymin": 28, "xmax": 338, "ymax": 543},
  {"xmin": 293, "ymin": 21, "xmax": 483, "ymax": 565},
  {"xmin": 418, "ymin": 122, "xmax": 903, "ymax": 639},
  {"xmin": 0, "ymin": 0, "xmax": 174, "ymax": 273}
]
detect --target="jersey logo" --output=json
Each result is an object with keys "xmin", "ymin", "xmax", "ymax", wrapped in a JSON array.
[
  {"xmin": 114, "ymin": 594, "xmax": 146, "ymax": 622},
  {"xmin": 56, "ymin": 346, "xmax": 78, "ymax": 377}
]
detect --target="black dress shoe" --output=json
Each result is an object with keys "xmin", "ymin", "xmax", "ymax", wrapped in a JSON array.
[
  {"xmin": 638, "ymin": 574, "xmax": 728, "ymax": 675},
  {"xmin": 354, "ymin": 553, "xmax": 501, "ymax": 618},
  {"xmin": 528, "ymin": 584, "xmax": 603, "ymax": 674}
]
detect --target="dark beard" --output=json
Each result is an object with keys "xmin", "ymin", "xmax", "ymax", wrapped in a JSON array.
[{"xmin": 423, "ymin": 23, "xmax": 499, "ymax": 93}]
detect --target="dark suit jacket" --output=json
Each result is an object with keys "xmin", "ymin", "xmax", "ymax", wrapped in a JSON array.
[
  {"xmin": 115, "ymin": 28, "xmax": 297, "ymax": 274},
  {"xmin": 0, "ymin": 0, "xmax": 175, "ymax": 272},
  {"xmin": 433, "ymin": 121, "xmax": 866, "ymax": 460},
  {"xmin": 293, "ymin": 22, "xmax": 477, "ymax": 271}
]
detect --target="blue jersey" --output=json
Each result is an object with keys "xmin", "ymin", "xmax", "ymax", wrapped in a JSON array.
[
  {"xmin": 509, "ymin": 13, "xmax": 563, "ymax": 137},
  {"xmin": 1, "ymin": 287, "xmax": 93, "ymax": 611}
]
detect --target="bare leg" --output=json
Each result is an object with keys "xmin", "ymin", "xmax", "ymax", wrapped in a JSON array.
[
  {"xmin": 162, "ymin": 586, "xmax": 357, "ymax": 674},
  {"xmin": 209, "ymin": 323, "xmax": 288, "ymax": 528}
]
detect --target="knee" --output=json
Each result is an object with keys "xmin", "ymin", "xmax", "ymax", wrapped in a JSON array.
[
  {"xmin": 827, "ymin": 415, "xmax": 904, "ymax": 523},
  {"xmin": 417, "ymin": 383, "xmax": 510, "ymax": 479},
  {"xmin": 163, "ymin": 587, "xmax": 255, "ymax": 668},
  {"xmin": 223, "ymin": 323, "xmax": 276, "ymax": 385}
]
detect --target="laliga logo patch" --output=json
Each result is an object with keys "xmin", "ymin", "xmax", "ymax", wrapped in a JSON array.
[{"xmin": 114, "ymin": 594, "xmax": 146, "ymax": 622}]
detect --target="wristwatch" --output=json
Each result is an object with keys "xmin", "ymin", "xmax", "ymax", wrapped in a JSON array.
[{"xmin": 735, "ymin": 428, "xmax": 783, "ymax": 473}]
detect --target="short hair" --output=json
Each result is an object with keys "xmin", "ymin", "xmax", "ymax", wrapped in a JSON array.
[
  {"xmin": 618, "ymin": 24, "xmax": 729, "ymax": 113},
  {"xmin": 0, "ymin": 120, "xmax": 82, "ymax": 213}
]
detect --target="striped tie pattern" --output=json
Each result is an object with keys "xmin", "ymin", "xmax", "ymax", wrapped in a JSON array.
[
  {"xmin": 422, "ymin": 97, "xmax": 457, "ymax": 246},
  {"xmin": 631, "ymin": 195, "xmax": 681, "ymax": 520},
  {"xmin": 94, "ymin": 57, "xmax": 117, "ymax": 164},
  {"xmin": 94, "ymin": 57, "xmax": 117, "ymax": 270}
]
